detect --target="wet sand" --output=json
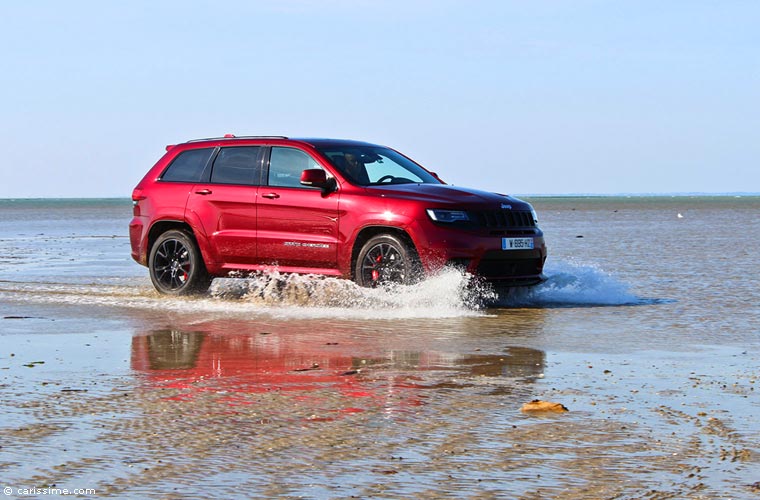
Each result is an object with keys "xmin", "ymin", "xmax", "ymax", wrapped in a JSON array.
[
  {"xmin": 1, "ymin": 306, "xmax": 758, "ymax": 499},
  {"xmin": 1, "ymin": 197, "xmax": 759, "ymax": 498}
]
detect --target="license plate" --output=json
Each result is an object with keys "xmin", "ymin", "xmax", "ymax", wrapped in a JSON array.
[{"xmin": 502, "ymin": 237, "xmax": 534, "ymax": 250}]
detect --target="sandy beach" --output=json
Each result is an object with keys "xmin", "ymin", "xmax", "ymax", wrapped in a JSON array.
[{"xmin": 1, "ymin": 197, "xmax": 759, "ymax": 498}]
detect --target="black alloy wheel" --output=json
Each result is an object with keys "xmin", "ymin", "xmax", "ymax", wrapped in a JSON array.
[
  {"xmin": 149, "ymin": 230, "xmax": 210, "ymax": 295},
  {"xmin": 355, "ymin": 234, "xmax": 422, "ymax": 288}
]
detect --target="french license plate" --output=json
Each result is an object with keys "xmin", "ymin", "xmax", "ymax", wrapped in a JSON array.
[{"xmin": 502, "ymin": 237, "xmax": 534, "ymax": 250}]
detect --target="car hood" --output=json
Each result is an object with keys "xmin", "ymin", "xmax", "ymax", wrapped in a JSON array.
[{"xmin": 364, "ymin": 183, "xmax": 533, "ymax": 210}]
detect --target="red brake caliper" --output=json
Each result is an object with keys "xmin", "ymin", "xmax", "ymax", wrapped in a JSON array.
[{"xmin": 372, "ymin": 253, "xmax": 382, "ymax": 281}]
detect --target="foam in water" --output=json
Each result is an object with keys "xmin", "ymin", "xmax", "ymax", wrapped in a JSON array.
[
  {"xmin": 2, "ymin": 262, "xmax": 643, "ymax": 318},
  {"xmin": 495, "ymin": 260, "xmax": 641, "ymax": 307},
  {"xmin": 0, "ymin": 268, "xmax": 491, "ymax": 320},
  {"xmin": 208, "ymin": 267, "xmax": 495, "ymax": 318},
  {"xmin": 206, "ymin": 261, "xmax": 641, "ymax": 313}
]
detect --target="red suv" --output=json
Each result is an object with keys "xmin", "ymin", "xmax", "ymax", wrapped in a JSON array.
[{"xmin": 130, "ymin": 136, "xmax": 546, "ymax": 295}]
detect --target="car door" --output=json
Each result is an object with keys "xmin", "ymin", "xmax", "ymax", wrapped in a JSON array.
[
  {"xmin": 185, "ymin": 146, "xmax": 262, "ymax": 267},
  {"xmin": 256, "ymin": 146, "xmax": 340, "ymax": 272}
]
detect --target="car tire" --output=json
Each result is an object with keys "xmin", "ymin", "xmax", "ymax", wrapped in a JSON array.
[
  {"xmin": 354, "ymin": 234, "xmax": 422, "ymax": 288},
  {"xmin": 149, "ymin": 229, "xmax": 211, "ymax": 295}
]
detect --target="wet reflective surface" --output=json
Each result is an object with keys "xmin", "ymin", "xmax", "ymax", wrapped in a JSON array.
[
  {"xmin": 132, "ymin": 327, "xmax": 547, "ymax": 388},
  {"xmin": 1, "ymin": 197, "xmax": 759, "ymax": 498}
]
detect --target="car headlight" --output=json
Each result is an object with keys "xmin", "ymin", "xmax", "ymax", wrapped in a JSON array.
[
  {"xmin": 426, "ymin": 209, "xmax": 470, "ymax": 223},
  {"xmin": 531, "ymin": 209, "xmax": 539, "ymax": 224}
]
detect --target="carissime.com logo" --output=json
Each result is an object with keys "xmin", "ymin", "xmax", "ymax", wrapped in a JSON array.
[{"xmin": 4, "ymin": 486, "xmax": 97, "ymax": 496}]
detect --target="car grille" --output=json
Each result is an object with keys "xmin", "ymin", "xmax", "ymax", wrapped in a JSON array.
[
  {"xmin": 473, "ymin": 210, "xmax": 536, "ymax": 229},
  {"xmin": 476, "ymin": 251, "xmax": 544, "ymax": 279}
]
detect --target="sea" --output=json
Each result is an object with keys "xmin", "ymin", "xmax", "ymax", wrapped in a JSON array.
[{"xmin": 1, "ymin": 196, "xmax": 759, "ymax": 498}]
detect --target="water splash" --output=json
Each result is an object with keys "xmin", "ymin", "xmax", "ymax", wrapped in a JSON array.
[
  {"xmin": 207, "ymin": 267, "xmax": 494, "ymax": 318},
  {"xmin": 493, "ymin": 261, "xmax": 642, "ymax": 308},
  {"xmin": 210, "ymin": 262, "xmax": 647, "ymax": 312},
  {"xmin": 2, "ymin": 262, "xmax": 648, "ymax": 318},
  {"xmin": 0, "ymin": 268, "xmax": 491, "ymax": 320}
]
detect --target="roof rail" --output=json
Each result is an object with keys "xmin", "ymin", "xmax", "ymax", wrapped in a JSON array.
[{"xmin": 186, "ymin": 135, "xmax": 289, "ymax": 143}]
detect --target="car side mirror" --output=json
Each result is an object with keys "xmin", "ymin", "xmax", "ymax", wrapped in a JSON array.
[{"xmin": 300, "ymin": 169, "xmax": 336, "ymax": 192}]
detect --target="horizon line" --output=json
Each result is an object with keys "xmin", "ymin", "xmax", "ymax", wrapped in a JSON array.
[{"xmin": 2, "ymin": 191, "xmax": 760, "ymax": 201}]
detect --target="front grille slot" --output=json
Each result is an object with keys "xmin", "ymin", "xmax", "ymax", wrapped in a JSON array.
[
  {"xmin": 476, "ymin": 249, "xmax": 545, "ymax": 281},
  {"xmin": 477, "ymin": 257, "xmax": 543, "ymax": 278},
  {"xmin": 475, "ymin": 210, "xmax": 535, "ymax": 229}
]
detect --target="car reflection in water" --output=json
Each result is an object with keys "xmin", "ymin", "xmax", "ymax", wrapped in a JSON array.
[{"xmin": 131, "ymin": 323, "xmax": 546, "ymax": 419}]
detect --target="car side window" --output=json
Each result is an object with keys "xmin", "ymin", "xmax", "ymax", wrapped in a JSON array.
[
  {"xmin": 210, "ymin": 147, "xmax": 262, "ymax": 185},
  {"xmin": 160, "ymin": 148, "xmax": 213, "ymax": 182},
  {"xmin": 268, "ymin": 147, "xmax": 321, "ymax": 188}
]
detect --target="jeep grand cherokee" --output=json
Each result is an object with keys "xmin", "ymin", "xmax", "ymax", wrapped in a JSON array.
[{"xmin": 130, "ymin": 136, "xmax": 547, "ymax": 295}]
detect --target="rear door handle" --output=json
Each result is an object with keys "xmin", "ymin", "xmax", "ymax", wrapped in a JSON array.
[
  {"xmin": 261, "ymin": 193, "xmax": 280, "ymax": 199},
  {"xmin": 195, "ymin": 189, "xmax": 213, "ymax": 195}
]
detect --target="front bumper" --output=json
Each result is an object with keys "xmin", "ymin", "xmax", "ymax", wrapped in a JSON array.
[{"xmin": 410, "ymin": 221, "xmax": 547, "ymax": 287}]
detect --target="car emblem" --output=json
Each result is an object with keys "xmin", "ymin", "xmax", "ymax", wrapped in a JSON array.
[{"xmin": 500, "ymin": 203, "xmax": 512, "ymax": 210}]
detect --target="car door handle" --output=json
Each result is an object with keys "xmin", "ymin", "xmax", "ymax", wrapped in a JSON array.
[
  {"xmin": 261, "ymin": 193, "xmax": 280, "ymax": 199},
  {"xmin": 195, "ymin": 189, "xmax": 213, "ymax": 195}
]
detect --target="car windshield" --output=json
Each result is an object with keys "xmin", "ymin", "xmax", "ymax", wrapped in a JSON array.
[{"xmin": 317, "ymin": 145, "xmax": 440, "ymax": 186}]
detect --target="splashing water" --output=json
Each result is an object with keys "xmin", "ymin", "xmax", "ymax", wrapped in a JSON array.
[
  {"xmin": 208, "ymin": 260, "xmax": 643, "ymax": 314},
  {"xmin": 207, "ymin": 267, "xmax": 495, "ymax": 318},
  {"xmin": 2, "ymin": 261, "xmax": 643, "ymax": 319},
  {"xmin": 493, "ymin": 260, "xmax": 642, "ymax": 308},
  {"xmin": 1, "ymin": 268, "xmax": 492, "ymax": 320}
]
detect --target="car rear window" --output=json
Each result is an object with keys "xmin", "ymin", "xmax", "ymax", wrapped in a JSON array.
[{"xmin": 160, "ymin": 148, "xmax": 214, "ymax": 183}]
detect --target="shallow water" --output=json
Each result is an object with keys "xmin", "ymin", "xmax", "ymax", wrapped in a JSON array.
[{"xmin": 1, "ymin": 197, "xmax": 759, "ymax": 498}]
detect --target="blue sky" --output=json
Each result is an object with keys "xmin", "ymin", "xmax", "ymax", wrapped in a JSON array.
[{"xmin": 1, "ymin": 0, "xmax": 757, "ymax": 198}]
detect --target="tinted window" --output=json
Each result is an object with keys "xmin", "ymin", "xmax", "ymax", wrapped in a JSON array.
[
  {"xmin": 268, "ymin": 147, "xmax": 321, "ymax": 188},
  {"xmin": 160, "ymin": 148, "xmax": 213, "ymax": 182},
  {"xmin": 210, "ymin": 147, "xmax": 262, "ymax": 185}
]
